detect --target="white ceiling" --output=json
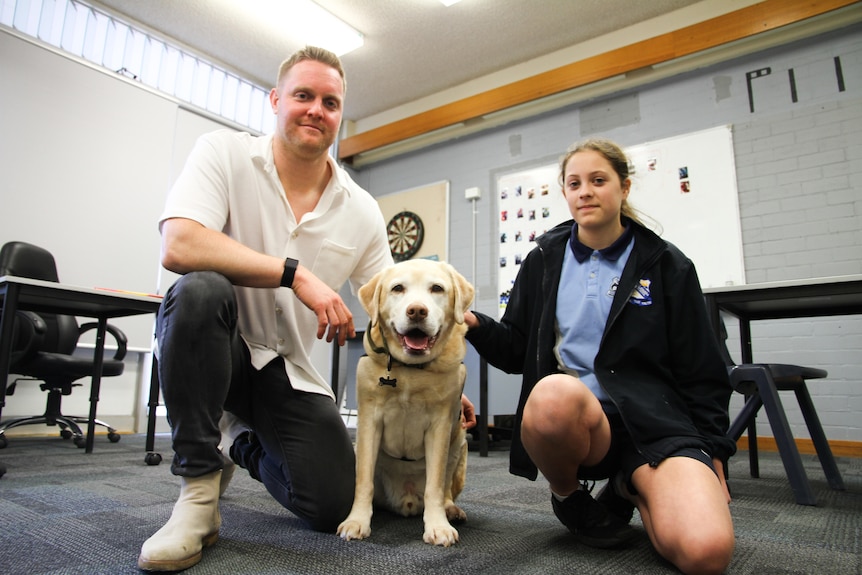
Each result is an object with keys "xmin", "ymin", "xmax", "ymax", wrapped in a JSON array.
[{"xmin": 90, "ymin": 0, "xmax": 706, "ymax": 125}]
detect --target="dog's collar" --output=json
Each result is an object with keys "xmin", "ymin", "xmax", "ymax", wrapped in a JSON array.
[{"xmin": 364, "ymin": 321, "xmax": 430, "ymax": 387}]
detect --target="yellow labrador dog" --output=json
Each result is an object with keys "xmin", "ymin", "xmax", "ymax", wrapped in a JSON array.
[{"xmin": 337, "ymin": 259, "xmax": 474, "ymax": 547}]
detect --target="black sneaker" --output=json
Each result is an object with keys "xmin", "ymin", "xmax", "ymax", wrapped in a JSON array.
[
  {"xmin": 595, "ymin": 473, "xmax": 636, "ymax": 524},
  {"xmin": 551, "ymin": 484, "xmax": 637, "ymax": 548}
]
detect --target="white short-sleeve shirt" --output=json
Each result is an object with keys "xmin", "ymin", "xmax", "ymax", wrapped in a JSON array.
[{"xmin": 160, "ymin": 129, "xmax": 393, "ymax": 397}]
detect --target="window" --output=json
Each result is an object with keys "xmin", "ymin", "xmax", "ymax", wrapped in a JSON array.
[{"xmin": 1, "ymin": 0, "xmax": 274, "ymax": 134}]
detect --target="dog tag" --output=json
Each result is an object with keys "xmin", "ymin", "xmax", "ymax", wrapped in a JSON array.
[{"xmin": 379, "ymin": 375, "xmax": 397, "ymax": 387}]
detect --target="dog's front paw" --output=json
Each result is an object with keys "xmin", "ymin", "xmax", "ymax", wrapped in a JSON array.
[
  {"xmin": 337, "ymin": 517, "xmax": 372, "ymax": 541},
  {"xmin": 423, "ymin": 522, "xmax": 459, "ymax": 547}
]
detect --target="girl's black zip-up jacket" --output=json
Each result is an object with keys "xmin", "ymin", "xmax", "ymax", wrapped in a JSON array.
[{"xmin": 466, "ymin": 218, "xmax": 736, "ymax": 481}]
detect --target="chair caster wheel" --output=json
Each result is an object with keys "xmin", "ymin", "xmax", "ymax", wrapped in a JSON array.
[
  {"xmin": 61, "ymin": 429, "xmax": 73, "ymax": 439},
  {"xmin": 73, "ymin": 436, "xmax": 86, "ymax": 448},
  {"xmin": 0, "ymin": 435, "xmax": 7, "ymax": 449},
  {"xmin": 145, "ymin": 452, "xmax": 163, "ymax": 466},
  {"xmin": 108, "ymin": 432, "xmax": 121, "ymax": 443}
]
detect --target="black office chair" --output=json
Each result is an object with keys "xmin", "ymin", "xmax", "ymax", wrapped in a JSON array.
[
  {"xmin": 0, "ymin": 241, "xmax": 127, "ymax": 449},
  {"xmin": 716, "ymin": 315, "xmax": 845, "ymax": 505}
]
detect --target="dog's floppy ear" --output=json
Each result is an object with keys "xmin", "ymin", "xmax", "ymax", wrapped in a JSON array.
[
  {"xmin": 446, "ymin": 263, "xmax": 475, "ymax": 324},
  {"xmin": 358, "ymin": 268, "xmax": 385, "ymax": 327}
]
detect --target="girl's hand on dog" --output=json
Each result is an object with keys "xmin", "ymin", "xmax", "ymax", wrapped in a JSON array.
[{"xmin": 461, "ymin": 395, "xmax": 477, "ymax": 430}]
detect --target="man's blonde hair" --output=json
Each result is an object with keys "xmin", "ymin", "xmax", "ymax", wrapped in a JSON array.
[{"xmin": 276, "ymin": 46, "xmax": 346, "ymax": 92}]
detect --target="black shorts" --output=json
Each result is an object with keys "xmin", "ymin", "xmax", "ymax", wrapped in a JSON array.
[{"xmin": 578, "ymin": 412, "xmax": 715, "ymax": 495}]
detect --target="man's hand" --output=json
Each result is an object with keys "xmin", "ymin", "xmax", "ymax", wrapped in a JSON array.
[
  {"xmin": 461, "ymin": 394, "xmax": 477, "ymax": 430},
  {"xmin": 291, "ymin": 264, "xmax": 355, "ymax": 345}
]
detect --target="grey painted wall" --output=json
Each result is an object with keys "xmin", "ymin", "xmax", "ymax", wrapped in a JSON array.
[{"xmin": 350, "ymin": 24, "xmax": 862, "ymax": 443}]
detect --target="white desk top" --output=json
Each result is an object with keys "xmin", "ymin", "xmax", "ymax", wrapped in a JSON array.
[
  {"xmin": 702, "ymin": 274, "xmax": 862, "ymax": 294},
  {"xmin": 703, "ymin": 274, "xmax": 862, "ymax": 320},
  {"xmin": 0, "ymin": 275, "xmax": 162, "ymax": 317}
]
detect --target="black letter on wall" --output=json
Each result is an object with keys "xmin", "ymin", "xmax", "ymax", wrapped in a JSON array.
[
  {"xmin": 746, "ymin": 67, "xmax": 771, "ymax": 113},
  {"xmin": 835, "ymin": 56, "xmax": 845, "ymax": 92}
]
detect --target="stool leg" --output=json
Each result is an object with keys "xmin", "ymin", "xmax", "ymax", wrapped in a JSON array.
[
  {"xmin": 794, "ymin": 385, "xmax": 844, "ymax": 491},
  {"xmin": 728, "ymin": 393, "xmax": 763, "ymax": 479},
  {"xmin": 756, "ymin": 370, "xmax": 817, "ymax": 505}
]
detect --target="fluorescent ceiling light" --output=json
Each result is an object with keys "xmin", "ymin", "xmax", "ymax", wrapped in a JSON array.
[
  {"xmin": 439, "ymin": 0, "xmax": 463, "ymax": 5},
  {"xmin": 247, "ymin": 0, "xmax": 364, "ymax": 56}
]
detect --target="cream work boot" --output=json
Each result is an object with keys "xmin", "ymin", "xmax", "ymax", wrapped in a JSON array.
[{"xmin": 138, "ymin": 470, "xmax": 222, "ymax": 572}]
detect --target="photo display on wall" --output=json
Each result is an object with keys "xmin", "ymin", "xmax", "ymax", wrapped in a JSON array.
[
  {"xmin": 496, "ymin": 163, "xmax": 570, "ymax": 317},
  {"xmin": 495, "ymin": 126, "xmax": 744, "ymax": 318}
]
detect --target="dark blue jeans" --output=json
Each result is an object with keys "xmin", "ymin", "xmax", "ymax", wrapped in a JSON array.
[{"xmin": 156, "ymin": 271, "xmax": 355, "ymax": 531}]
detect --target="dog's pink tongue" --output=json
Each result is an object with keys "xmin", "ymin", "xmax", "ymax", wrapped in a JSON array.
[{"xmin": 405, "ymin": 333, "xmax": 429, "ymax": 350}]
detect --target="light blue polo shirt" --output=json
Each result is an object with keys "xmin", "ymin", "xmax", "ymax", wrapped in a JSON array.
[{"xmin": 555, "ymin": 223, "xmax": 634, "ymax": 409}]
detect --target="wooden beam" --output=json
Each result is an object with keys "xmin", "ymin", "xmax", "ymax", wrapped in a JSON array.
[
  {"xmin": 338, "ymin": 0, "xmax": 859, "ymax": 162},
  {"xmin": 736, "ymin": 436, "xmax": 862, "ymax": 459}
]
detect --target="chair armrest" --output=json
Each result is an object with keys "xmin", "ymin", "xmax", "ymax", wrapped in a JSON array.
[
  {"xmin": 11, "ymin": 310, "xmax": 47, "ymax": 365},
  {"xmin": 79, "ymin": 322, "xmax": 128, "ymax": 361},
  {"xmin": 727, "ymin": 364, "xmax": 761, "ymax": 395}
]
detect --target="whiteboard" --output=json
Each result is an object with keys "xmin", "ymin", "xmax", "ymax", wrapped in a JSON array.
[
  {"xmin": 495, "ymin": 126, "xmax": 745, "ymax": 316},
  {"xmin": 627, "ymin": 125, "xmax": 744, "ymax": 289}
]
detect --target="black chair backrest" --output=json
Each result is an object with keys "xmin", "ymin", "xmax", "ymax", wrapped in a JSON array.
[
  {"xmin": 0, "ymin": 241, "xmax": 60, "ymax": 282},
  {"xmin": 0, "ymin": 241, "xmax": 79, "ymax": 355}
]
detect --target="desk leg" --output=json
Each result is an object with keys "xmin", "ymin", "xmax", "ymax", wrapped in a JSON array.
[
  {"xmin": 705, "ymin": 295, "xmax": 721, "ymax": 345},
  {"xmin": 479, "ymin": 357, "xmax": 489, "ymax": 458},
  {"xmin": 746, "ymin": 395, "xmax": 760, "ymax": 478},
  {"xmin": 736, "ymin": 320, "xmax": 760, "ymax": 476},
  {"xmin": 738, "ymin": 320, "xmax": 753, "ymax": 364},
  {"xmin": 145, "ymin": 355, "xmax": 162, "ymax": 465},
  {"xmin": 85, "ymin": 318, "xmax": 108, "ymax": 454}
]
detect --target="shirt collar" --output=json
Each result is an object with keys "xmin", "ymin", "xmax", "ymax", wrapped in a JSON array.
[
  {"xmin": 324, "ymin": 154, "xmax": 350, "ymax": 196},
  {"xmin": 569, "ymin": 220, "xmax": 633, "ymax": 263},
  {"xmin": 252, "ymin": 133, "xmax": 275, "ymax": 166},
  {"xmin": 254, "ymin": 134, "xmax": 349, "ymax": 196}
]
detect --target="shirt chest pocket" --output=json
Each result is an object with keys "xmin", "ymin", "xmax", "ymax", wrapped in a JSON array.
[{"xmin": 310, "ymin": 239, "xmax": 357, "ymax": 290}]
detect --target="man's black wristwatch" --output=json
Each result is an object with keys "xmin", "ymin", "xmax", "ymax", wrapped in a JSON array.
[{"xmin": 281, "ymin": 257, "xmax": 298, "ymax": 288}]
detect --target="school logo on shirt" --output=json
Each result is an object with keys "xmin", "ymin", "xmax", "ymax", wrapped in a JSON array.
[
  {"xmin": 607, "ymin": 277, "xmax": 620, "ymax": 298},
  {"xmin": 629, "ymin": 279, "xmax": 653, "ymax": 306}
]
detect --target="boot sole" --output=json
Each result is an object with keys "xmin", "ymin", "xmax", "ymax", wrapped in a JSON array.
[{"xmin": 137, "ymin": 530, "xmax": 219, "ymax": 572}]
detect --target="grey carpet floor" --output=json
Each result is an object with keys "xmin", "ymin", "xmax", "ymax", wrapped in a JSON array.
[{"xmin": 0, "ymin": 433, "xmax": 859, "ymax": 574}]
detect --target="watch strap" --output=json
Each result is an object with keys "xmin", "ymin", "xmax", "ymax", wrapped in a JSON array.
[{"xmin": 280, "ymin": 257, "xmax": 298, "ymax": 288}]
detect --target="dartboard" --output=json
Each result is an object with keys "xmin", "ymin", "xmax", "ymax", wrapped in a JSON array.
[{"xmin": 387, "ymin": 211, "xmax": 424, "ymax": 261}]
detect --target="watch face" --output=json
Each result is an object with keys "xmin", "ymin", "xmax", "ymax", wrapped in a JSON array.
[{"xmin": 387, "ymin": 211, "xmax": 424, "ymax": 261}]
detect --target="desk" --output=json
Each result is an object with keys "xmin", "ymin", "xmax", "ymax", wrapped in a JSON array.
[
  {"xmin": 0, "ymin": 275, "xmax": 162, "ymax": 454},
  {"xmin": 703, "ymin": 274, "xmax": 862, "ymax": 363},
  {"xmin": 703, "ymin": 274, "xmax": 861, "ymax": 504}
]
